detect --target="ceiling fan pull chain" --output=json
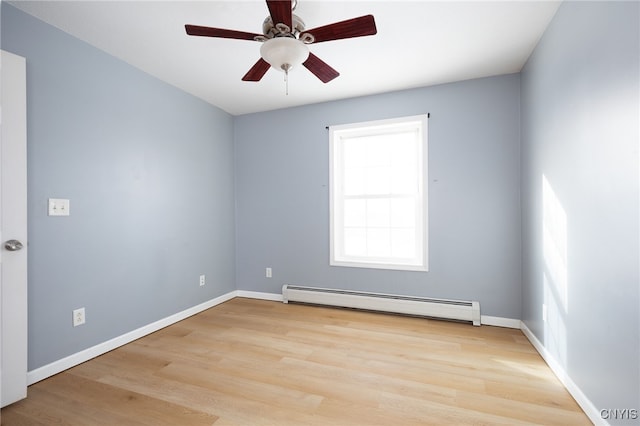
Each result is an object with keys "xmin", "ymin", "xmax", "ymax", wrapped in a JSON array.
[
  {"xmin": 281, "ymin": 63, "xmax": 292, "ymax": 95},
  {"xmin": 285, "ymin": 68, "xmax": 289, "ymax": 95}
]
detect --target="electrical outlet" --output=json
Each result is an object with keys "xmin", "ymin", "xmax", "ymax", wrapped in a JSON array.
[
  {"xmin": 73, "ymin": 307, "xmax": 86, "ymax": 327},
  {"xmin": 199, "ymin": 274, "xmax": 205, "ymax": 286},
  {"xmin": 266, "ymin": 267, "xmax": 272, "ymax": 278}
]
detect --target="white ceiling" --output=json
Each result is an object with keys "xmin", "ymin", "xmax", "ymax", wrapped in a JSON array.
[{"xmin": 8, "ymin": 0, "xmax": 561, "ymax": 115}]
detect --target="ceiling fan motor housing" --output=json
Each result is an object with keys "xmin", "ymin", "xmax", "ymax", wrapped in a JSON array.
[{"xmin": 262, "ymin": 14, "xmax": 306, "ymax": 39}]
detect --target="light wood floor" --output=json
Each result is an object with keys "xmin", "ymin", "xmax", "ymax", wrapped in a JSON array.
[{"xmin": 2, "ymin": 297, "xmax": 589, "ymax": 425}]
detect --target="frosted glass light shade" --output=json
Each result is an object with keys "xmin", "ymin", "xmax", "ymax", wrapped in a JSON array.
[{"xmin": 260, "ymin": 37, "xmax": 310, "ymax": 72}]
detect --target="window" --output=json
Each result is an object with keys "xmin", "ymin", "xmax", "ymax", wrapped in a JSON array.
[{"xmin": 330, "ymin": 115, "xmax": 428, "ymax": 271}]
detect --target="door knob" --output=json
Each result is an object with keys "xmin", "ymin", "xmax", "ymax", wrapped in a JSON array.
[{"xmin": 4, "ymin": 239, "xmax": 24, "ymax": 251}]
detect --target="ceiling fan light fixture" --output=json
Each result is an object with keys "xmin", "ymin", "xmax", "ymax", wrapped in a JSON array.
[{"xmin": 260, "ymin": 37, "xmax": 309, "ymax": 73}]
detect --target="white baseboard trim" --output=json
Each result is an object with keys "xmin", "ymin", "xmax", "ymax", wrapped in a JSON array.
[
  {"xmin": 27, "ymin": 290, "xmax": 238, "ymax": 385},
  {"xmin": 480, "ymin": 315, "xmax": 521, "ymax": 329},
  {"xmin": 236, "ymin": 290, "xmax": 283, "ymax": 302},
  {"xmin": 520, "ymin": 322, "xmax": 604, "ymax": 426}
]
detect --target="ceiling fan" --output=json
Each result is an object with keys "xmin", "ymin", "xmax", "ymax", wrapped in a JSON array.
[{"xmin": 185, "ymin": 0, "xmax": 377, "ymax": 85}]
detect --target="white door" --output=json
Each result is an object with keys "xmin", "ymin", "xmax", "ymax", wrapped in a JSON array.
[{"xmin": 0, "ymin": 49, "xmax": 28, "ymax": 407}]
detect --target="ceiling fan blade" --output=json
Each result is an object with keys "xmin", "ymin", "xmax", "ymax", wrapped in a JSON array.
[
  {"xmin": 185, "ymin": 24, "xmax": 263, "ymax": 41},
  {"xmin": 303, "ymin": 53, "xmax": 340, "ymax": 83},
  {"xmin": 242, "ymin": 58, "xmax": 271, "ymax": 82},
  {"xmin": 301, "ymin": 15, "xmax": 377, "ymax": 44},
  {"xmin": 266, "ymin": 0, "xmax": 293, "ymax": 30}
]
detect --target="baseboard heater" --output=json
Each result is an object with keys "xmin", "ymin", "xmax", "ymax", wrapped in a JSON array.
[{"xmin": 282, "ymin": 285, "xmax": 481, "ymax": 326}]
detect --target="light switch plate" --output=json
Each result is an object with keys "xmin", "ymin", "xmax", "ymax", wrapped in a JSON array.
[{"xmin": 48, "ymin": 198, "xmax": 70, "ymax": 216}]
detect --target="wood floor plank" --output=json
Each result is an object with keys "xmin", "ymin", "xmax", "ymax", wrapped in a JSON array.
[
  {"xmin": 37, "ymin": 373, "xmax": 217, "ymax": 426},
  {"xmin": 2, "ymin": 298, "xmax": 590, "ymax": 425}
]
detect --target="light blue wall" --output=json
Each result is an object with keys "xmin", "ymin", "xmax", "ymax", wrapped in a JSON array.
[
  {"xmin": 235, "ymin": 75, "xmax": 522, "ymax": 319},
  {"xmin": 521, "ymin": 1, "xmax": 639, "ymax": 420},
  {"xmin": 2, "ymin": 4, "xmax": 236, "ymax": 370}
]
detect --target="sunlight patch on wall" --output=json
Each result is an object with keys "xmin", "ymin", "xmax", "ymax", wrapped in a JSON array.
[
  {"xmin": 543, "ymin": 174, "xmax": 568, "ymax": 312},
  {"xmin": 542, "ymin": 174, "xmax": 568, "ymax": 366}
]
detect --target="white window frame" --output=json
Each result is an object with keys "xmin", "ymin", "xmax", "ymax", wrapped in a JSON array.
[{"xmin": 329, "ymin": 114, "xmax": 428, "ymax": 271}]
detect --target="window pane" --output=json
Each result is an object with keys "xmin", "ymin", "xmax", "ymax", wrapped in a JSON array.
[
  {"xmin": 343, "ymin": 137, "xmax": 366, "ymax": 167},
  {"xmin": 390, "ymin": 166, "xmax": 417, "ymax": 194},
  {"xmin": 391, "ymin": 132, "xmax": 417, "ymax": 166},
  {"xmin": 390, "ymin": 198, "xmax": 415, "ymax": 227},
  {"xmin": 344, "ymin": 167, "xmax": 365, "ymax": 195},
  {"xmin": 390, "ymin": 133, "xmax": 418, "ymax": 194},
  {"xmin": 344, "ymin": 228, "xmax": 366, "ymax": 256},
  {"xmin": 366, "ymin": 166, "xmax": 390, "ymax": 194},
  {"xmin": 367, "ymin": 228, "xmax": 391, "ymax": 257},
  {"xmin": 391, "ymin": 229, "xmax": 416, "ymax": 258},
  {"xmin": 366, "ymin": 199, "xmax": 390, "ymax": 227},
  {"xmin": 365, "ymin": 135, "xmax": 391, "ymax": 167},
  {"xmin": 344, "ymin": 199, "xmax": 366, "ymax": 227}
]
